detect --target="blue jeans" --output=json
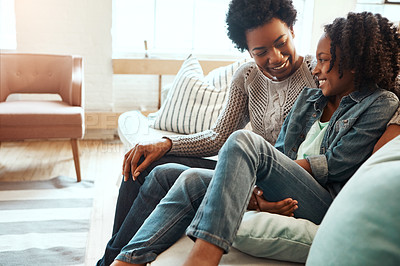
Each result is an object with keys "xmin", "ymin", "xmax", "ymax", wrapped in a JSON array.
[
  {"xmin": 116, "ymin": 130, "xmax": 333, "ymax": 264},
  {"xmin": 97, "ymin": 155, "xmax": 216, "ymax": 266}
]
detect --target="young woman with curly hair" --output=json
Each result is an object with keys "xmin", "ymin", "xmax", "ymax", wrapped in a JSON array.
[
  {"xmin": 109, "ymin": 11, "xmax": 399, "ymax": 266},
  {"xmin": 98, "ymin": 1, "xmax": 400, "ymax": 264}
]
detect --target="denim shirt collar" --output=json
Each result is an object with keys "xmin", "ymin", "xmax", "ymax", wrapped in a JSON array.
[{"xmin": 306, "ymin": 86, "xmax": 377, "ymax": 111}]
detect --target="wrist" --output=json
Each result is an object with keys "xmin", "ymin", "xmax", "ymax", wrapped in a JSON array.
[{"xmin": 162, "ymin": 137, "xmax": 172, "ymax": 152}]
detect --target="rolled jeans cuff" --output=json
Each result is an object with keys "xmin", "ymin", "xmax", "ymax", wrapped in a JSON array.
[
  {"xmin": 306, "ymin": 155, "xmax": 328, "ymax": 186},
  {"xmin": 115, "ymin": 251, "xmax": 157, "ymax": 265},
  {"xmin": 186, "ymin": 228, "xmax": 231, "ymax": 254}
]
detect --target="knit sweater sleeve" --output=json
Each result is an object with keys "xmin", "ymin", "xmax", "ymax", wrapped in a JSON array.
[{"xmin": 167, "ymin": 63, "xmax": 252, "ymax": 157}]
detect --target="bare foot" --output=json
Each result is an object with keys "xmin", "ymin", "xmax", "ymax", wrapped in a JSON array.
[
  {"xmin": 257, "ymin": 196, "xmax": 298, "ymax": 216},
  {"xmin": 248, "ymin": 187, "xmax": 298, "ymax": 216}
]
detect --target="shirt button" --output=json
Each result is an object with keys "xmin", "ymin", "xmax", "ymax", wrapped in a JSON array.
[
  {"xmin": 312, "ymin": 113, "xmax": 317, "ymax": 118},
  {"xmin": 300, "ymin": 134, "xmax": 305, "ymax": 139},
  {"xmin": 292, "ymin": 147, "xmax": 297, "ymax": 152}
]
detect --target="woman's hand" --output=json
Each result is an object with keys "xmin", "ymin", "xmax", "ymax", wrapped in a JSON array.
[
  {"xmin": 247, "ymin": 186, "xmax": 298, "ymax": 217},
  {"xmin": 122, "ymin": 138, "xmax": 172, "ymax": 181}
]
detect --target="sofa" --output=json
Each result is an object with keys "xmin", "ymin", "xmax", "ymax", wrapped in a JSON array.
[{"xmin": 117, "ymin": 55, "xmax": 400, "ymax": 265}]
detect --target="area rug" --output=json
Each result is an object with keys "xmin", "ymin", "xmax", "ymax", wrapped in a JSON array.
[{"xmin": 0, "ymin": 176, "xmax": 94, "ymax": 266}]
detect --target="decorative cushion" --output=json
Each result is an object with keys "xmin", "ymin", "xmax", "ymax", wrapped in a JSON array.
[
  {"xmin": 151, "ymin": 55, "xmax": 248, "ymax": 134},
  {"xmin": 232, "ymin": 211, "xmax": 318, "ymax": 263},
  {"xmin": 307, "ymin": 135, "xmax": 400, "ymax": 265}
]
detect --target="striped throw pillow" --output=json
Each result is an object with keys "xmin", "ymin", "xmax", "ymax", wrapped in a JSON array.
[{"xmin": 151, "ymin": 55, "xmax": 247, "ymax": 134}]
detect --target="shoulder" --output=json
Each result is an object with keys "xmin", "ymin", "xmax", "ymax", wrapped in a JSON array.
[
  {"xmin": 231, "ymin": 61, "xmax": 259, "ymax": 91},
  {"xmin": 232, "ymin": 61, "xmax": 258, "ymax": 81},
  {"xmin": 372, "ymin": 89, "xmax": 399, "ymax": 109},
  {"xmin": 357, "ymin": 89, "xmax": 399, "ymax": 121},
  {"xmin": 375, "ymin": 88, "xmax": 399, "ymax": 100},
  {"xmin": 298, "ymin": 87, "xmax": 320, "ymax": 99}
]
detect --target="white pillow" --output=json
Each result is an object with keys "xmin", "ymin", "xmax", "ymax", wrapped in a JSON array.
[
  {"xmin": 151, "ymin": 55, "xmax": 248, "ymax": 134},
  {"xmin": 233, "ymin": 211, "xmax": 318, "ymax": 263}
]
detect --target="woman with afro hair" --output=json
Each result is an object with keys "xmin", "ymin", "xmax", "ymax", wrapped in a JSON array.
[{"xmin": 109, "ymin": 11, "xmax": 399, "ymax": 266}]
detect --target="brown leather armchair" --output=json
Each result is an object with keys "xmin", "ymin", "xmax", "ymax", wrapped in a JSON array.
[{"xmin": 0, "ymin": 53, "xmax": 84, "ymax": 182}]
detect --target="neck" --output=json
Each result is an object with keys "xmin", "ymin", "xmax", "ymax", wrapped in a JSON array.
[{"xmin": 321, "ymin": 99, "xmax": 339, "ymax": 122}]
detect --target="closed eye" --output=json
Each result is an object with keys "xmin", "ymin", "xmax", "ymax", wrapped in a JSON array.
[
  {"xmin": 275, "ymin": 41, "xmax": 286, "ymax": 48},
  {"xmin": 256, "ymin": 50, "xmax": 267, "ymax": 57}
]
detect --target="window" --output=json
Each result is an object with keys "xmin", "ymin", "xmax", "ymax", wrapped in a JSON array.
[
  {"xmin": 0, "ymin": 0, "xmax": 16, "ymax": 50},
  {"xmin": 356, "ymin": 0, "xmax": 400, "ymax": 22},
  {"xmin": 112, "ymin": 0, "xmax": 313, "ymax": 59}
]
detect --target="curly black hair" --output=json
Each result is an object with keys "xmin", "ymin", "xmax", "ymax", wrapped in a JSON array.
[
  {"xmin": 226, "ymin": 0, "xmax": 297, "ymax": 52},
  {"xmin": 324, "ymin": 12, "xmax": 400, "ymax": 96}
]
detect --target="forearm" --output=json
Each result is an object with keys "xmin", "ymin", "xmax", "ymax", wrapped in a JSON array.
[
  {"xmin": 373, "ymin": 124, "xmax": 400, "ymax": 154},
  {"xmin": 168, "ymin": 83, "xmax": 250, "ymax": 157},
  {"xmin": 294, "ymin": 158, "xmax": 312, "ymax": 175}
]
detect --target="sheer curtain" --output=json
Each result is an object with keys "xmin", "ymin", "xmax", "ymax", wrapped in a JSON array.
[{"xmin": 0, "ymin": 0, "xmax": 16, "ymax": 50}]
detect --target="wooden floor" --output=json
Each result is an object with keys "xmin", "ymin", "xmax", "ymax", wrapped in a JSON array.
[{"xmin": 0, "ymin": 139, "xmax": 125, "ymax": 265}]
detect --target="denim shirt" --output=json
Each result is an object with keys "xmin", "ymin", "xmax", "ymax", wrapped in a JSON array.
[{"xmin": 274, "ymin": 87, "xmax": 399, "ymax": 197}]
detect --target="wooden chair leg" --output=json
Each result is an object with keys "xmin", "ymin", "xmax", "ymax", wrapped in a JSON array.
[{"xmin": 71, "ymin": 139, "xmax": 82, "ymax": 182}]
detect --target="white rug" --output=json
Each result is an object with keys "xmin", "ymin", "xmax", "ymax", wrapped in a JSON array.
[{"xmin": 0, "ymin": 176, "xmax": 94, "ymax": 266}]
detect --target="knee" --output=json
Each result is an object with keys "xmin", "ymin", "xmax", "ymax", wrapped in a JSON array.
[
  {"xmin": 147, "ymin": 163, "xmax": 190, "ymax": 188},
  {"xmin": 223, "ymin": 130, "xmax": 256, "ymax": 152},
  {"xmin": 174, "ymin": 168, "xmax": 212, "ymax": 194}
]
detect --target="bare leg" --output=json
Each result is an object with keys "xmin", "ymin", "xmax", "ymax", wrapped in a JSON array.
[{"xmin": 183, "ymin": 239, "xmax": 224, "ymax": 266}]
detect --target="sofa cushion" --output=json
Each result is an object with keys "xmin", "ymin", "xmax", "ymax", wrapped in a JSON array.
[
  {"xmin": 306, "ymin": 135, "xmax": 400, "ymax": 265},
  {"xmin": 0, "ymin": 100, "xmax": 84, "ymax": 140},
  {"xmin": 118, "ymin": 110, "xmax": 184, "ymax": 149},
  {"xmin": 150, "ymin": 235, "xmax": 303, "ymax": 266},
  {"xmin": 232, "ymin": 211, "xmax": 318, "ymax": 263},
  {"xmin": 151, "ymin": 55, "xmax": 248, "ymax": 134}
]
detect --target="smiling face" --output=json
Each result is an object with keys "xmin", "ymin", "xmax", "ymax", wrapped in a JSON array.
[
  {"xmin": 245, "ymin": 18, "xmax": 302, "ymax": 81},
  {"xmin": 312, "ymin": 34, "xmax": 355, "ymax": 100}
]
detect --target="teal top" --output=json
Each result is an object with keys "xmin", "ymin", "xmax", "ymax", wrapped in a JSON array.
[{"xmin": 296, "ymin": 119, "xmax": 329, "ymax": 160}]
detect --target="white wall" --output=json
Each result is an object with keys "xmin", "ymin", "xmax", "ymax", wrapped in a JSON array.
[{"xmin": 14, "ymin": 0, "xmax": 113, "ymax": 111}]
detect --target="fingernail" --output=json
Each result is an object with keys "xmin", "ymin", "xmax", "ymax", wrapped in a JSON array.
[
  {"xmin": 134, "ymin": 171, "xmax": 140, "ymax": 177},
  {"xmin": 256, "ymin": 191, "xmax": 262, "ymax": 196}
]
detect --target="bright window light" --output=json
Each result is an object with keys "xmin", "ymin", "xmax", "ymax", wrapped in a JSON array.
[
  {"xmin": 356, "ymin": 0, "xmax": 400, "ymax": 22},
  {"xmin": 0, "ymin": 0, "xmax": 16, "ymax": 50},
  {"xmin": 112, "ymin": 0, "xmax": 313, "ymax": 59}
]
